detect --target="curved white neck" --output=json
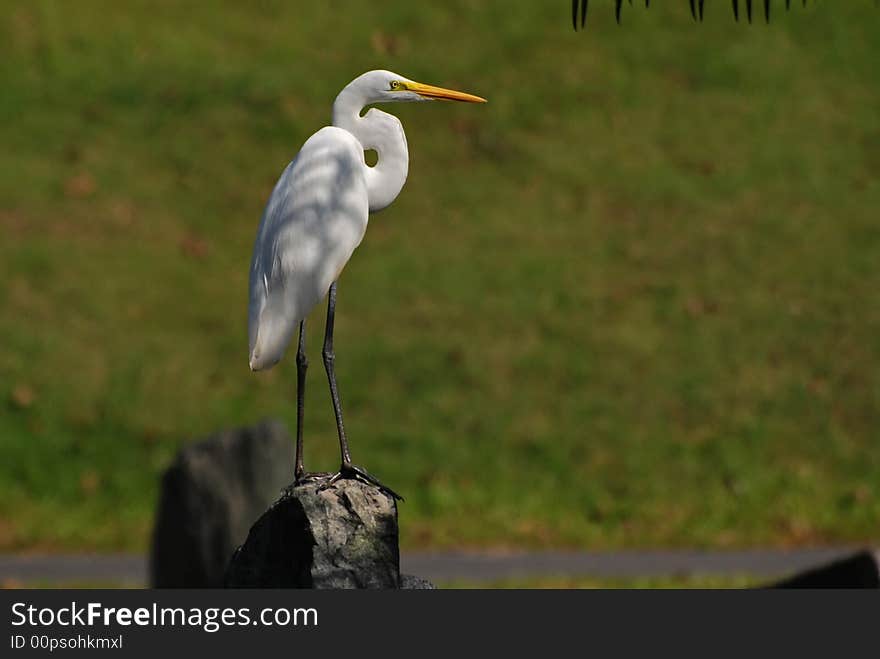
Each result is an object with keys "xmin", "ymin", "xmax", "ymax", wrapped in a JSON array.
[{"xmin": 332, "ymin": 86, "xmax": 409, "ymax": 213}]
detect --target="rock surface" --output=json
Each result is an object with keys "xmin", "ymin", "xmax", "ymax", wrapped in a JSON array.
[
  {"xmin": 225, "ymin": 477, "xmax": 403, "ymax": 588},
  {"xmin": 150, "ymin": 419, "xmax": 293, "ymax": 588},
  {"xmin": 400, "ymin": 574, "xmax": 437, "ymax": 589}
]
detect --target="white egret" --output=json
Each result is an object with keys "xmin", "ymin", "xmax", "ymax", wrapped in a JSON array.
[{"xmin": 247, "ymin": 70, "xmax": 486, "ymax": 499}]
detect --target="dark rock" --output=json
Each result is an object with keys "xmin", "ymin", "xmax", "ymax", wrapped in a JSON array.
[
  {"xmin": 770, "ymin": 550, "xmax": 880, "ymax": 588},
  {"xmin": 150, "ymin": 419, "xmax": 293, "ymax": 588},
  {"xmin": 225, "ymin": 478, "xmax": 401, "ymax": 588},
  {"xmin": 400, "ymin": 574, "xmax": 436, "ymax": 589}
]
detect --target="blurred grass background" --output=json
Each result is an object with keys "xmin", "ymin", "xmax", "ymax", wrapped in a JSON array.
[{"xmin": 0, "ymin": 1, "xmax": 877, "ymax": 553}]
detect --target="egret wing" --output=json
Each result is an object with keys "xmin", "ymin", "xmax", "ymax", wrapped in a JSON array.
[{"xmin": 248, "ymin": 127, "xmax": 369, "ymax": 369}]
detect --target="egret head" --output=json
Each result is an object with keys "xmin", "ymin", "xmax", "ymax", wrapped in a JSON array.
[{"xmin": 348, "ymin": 70, "xmax": 487, "ymax": 105}]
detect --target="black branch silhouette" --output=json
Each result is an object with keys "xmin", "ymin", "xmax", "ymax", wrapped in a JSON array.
[{"xmin": 572, "ymin": 1, "xmax": 877, "ymax": 29}]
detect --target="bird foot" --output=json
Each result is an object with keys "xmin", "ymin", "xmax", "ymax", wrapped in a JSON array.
[
  {"xmin": 288, "ymin": 471, "xmax": 332, "ymax": 490},
  {"xmin": 318, "ymin": 463, "xmax": 403, "ymax": 501}
]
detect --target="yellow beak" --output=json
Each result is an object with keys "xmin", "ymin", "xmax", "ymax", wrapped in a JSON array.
[{"xmin": 404, "ymin": 81, "xmax": 487, "ymax": 103}]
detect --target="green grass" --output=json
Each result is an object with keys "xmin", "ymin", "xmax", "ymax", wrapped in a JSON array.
[{"xmin": 1, "ymin": 2, "xmax": 878, "ymax": 552}]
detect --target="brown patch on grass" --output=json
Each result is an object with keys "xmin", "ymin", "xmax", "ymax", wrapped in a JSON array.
[
  {"xmin": 0, "ymin": 210, "xmax": 28, "ymax": 235},
  {"xmin": 684, "ymin": 296, "xmax": 719, "ymax": 318},
  {"xmin": 64, "ymin": 173, "xmax": 97, "ymax": 199},
  {"xmin": 370, "ymin": 31, "xmax": 400, "ymax": 57},
  {"xmin": 775, "ymin": 516, "xmax": 828, "ymax": 546},
  {"xmin": 9, "ymin": 8, "xmax": 39, "ymax": 54},
  {"xmin": 179, "ymin": 233, "xmax": 210, "ymax": 259},
  {"xmin": 0, "ymin": 518, "xmax": 16, "ymax": 549},
  {"xmin": 79, "ymin": 470, "xmax": 102, "ymax": 496},
  {"xmin": 10, "ymin": 384, "xmax": 36, "ymax": 409},
  {"xmin": 108, "ymin": 199, "xmax": 136, "ymax": 227}
]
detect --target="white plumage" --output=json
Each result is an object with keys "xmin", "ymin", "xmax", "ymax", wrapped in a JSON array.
[
  {"xmin": 247, "ymin": 70, "xmax": 485, "ymax": 372},
  {"xmin": 248, "ymin": 127, "xmax": 368, "ymax": 371}
]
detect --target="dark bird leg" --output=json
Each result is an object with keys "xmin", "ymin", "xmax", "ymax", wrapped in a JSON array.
[
  {"xmin": 323, "ymin": 283, "xmax": 351, "ymax": 466},
  {"xmin": 292, "ymin": 319, "xmax": 328, "ymax": 486},
  {"xmin": 319, "ymin": 281, "xmax": 402, "ymax": 500},
  {"xmin": 294, "ymin": 319, "xmax": 308, "ymax": 481}
]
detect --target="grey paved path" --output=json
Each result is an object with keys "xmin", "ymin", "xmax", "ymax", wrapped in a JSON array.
[
  {"xmin": 402, "ymin": 547, "xmax": 867, "ymax": 582},
  {"xmin": 0, "ymin": 547, "xmax": 868, "ymax": 585}
]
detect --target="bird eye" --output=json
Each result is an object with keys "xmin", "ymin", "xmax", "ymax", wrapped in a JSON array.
[{"xmin": 390, "ymin": 81, "xmax": 400, "ymax": 90}]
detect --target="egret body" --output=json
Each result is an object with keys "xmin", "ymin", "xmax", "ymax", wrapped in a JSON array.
[{"xmin": 247, "ymin": 70, "xmax": 485, "ymax": 497}]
